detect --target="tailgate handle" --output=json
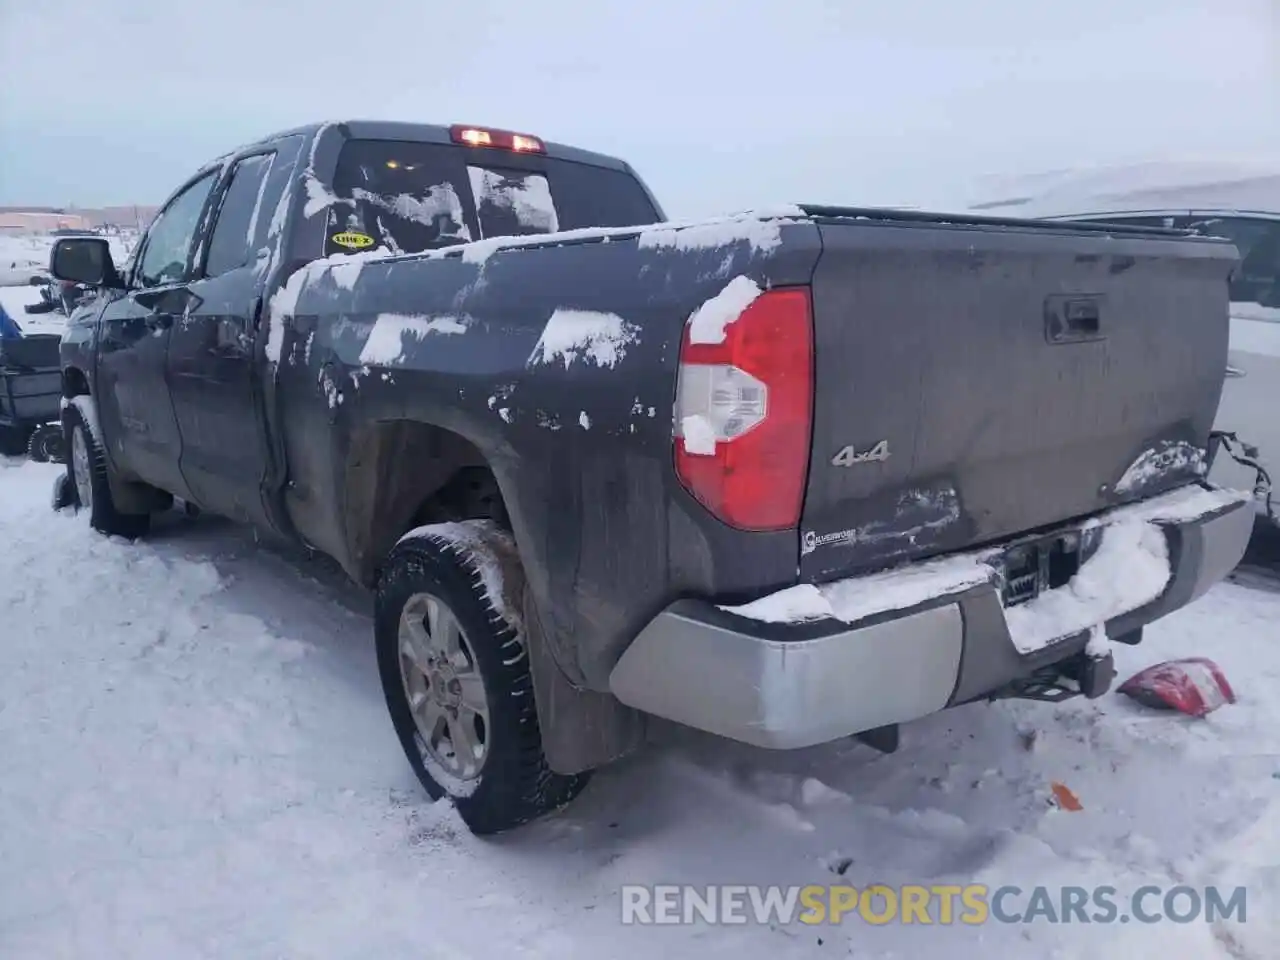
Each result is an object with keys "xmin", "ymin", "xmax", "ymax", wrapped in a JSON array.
[{"xmin": 1045, "ymin": 294, "xmax": 1105, "ymax": 344}]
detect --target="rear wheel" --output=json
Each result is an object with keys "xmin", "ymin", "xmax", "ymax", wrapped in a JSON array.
[
  {"xmin": 376, "ymin": 521, "xmax": 589, "ymax": 834},
  {"xmin": 64, "ymin": 404, "xmax": 150, "ymax": 538}
]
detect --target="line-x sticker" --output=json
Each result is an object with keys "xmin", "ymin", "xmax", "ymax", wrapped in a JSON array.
[{"xmin": 331, "ymin": 231, "xmax": 375, "ymax": 250}]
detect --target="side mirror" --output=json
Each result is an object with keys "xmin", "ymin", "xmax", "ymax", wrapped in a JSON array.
[
  {"xmin": 50, "ymin": 237, "xmax": 123, "ymax": 289},
  {"xmin": 28, "ymin": 274, "xmax": 48, "ymax": 286}
]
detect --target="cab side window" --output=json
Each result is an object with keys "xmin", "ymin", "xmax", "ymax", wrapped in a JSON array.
[
  {"xmin": 204, "ymin": 154, "xmax": 276, "ymax": 277},
  {"xmin": 136, "ymin": 173, "xmax": 218, "ymax": 288}
]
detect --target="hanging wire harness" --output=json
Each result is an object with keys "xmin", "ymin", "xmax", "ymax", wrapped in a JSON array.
[{"xmin": 1209, "ymin": 430, "xmax": 1276, "ymax": 525}]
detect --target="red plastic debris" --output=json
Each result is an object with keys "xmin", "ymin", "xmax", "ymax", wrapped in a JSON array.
[
  {"xmin": 1117, "ymin": 658, "xmax": 1236, "ymax": 718},
  {"xmin": 1051, "ymin": 782, "xmax": 1083, "ymax": 811}
]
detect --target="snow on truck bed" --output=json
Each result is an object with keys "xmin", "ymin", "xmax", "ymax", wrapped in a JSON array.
[{"xmin": 2, "ymin": 457, "xmax": 1279, "ymax": 960}]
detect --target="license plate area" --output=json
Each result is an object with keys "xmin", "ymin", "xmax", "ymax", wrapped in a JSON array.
[{"xmin": 996, "ymin": 529, "xmax": 1088, "ymax": 608}]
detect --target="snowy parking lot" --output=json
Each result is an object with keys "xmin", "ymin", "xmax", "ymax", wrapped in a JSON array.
[
  {"xmin": 5, "ymin": 0, "xmax": 1278, "ymax": 953},
  {"xmin": 2, "ymin": 453, "xmax": 1278, "ymax": 960}
]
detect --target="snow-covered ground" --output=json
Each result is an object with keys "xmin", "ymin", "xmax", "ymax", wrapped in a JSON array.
[
  {"xmin": 1, "ymin": 457, "xmax": 1278, "ymax": 959},
  {"xmin": 0, "ymin": 231, "xmax": 139, "ymax": 336},
  {"xmin": 0, "ymin": 232, "xmax": 137, "ymax": 335}
]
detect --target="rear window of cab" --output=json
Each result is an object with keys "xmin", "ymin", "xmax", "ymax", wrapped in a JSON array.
[{"xmin": 324, "ymin": 138, "xmax": 658, "ymax": 258}]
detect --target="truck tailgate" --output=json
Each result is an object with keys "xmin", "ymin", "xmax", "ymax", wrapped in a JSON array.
[{"xmin": 799, "ymin": 209, "xmax": 1239, "ymax": 582}]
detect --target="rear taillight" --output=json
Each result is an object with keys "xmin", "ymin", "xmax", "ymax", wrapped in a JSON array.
[{"xmin": 674, "ymin": 285, "xmax": 813, "ymax": 531}]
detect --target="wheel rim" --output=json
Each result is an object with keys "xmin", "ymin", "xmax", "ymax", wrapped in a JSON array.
[
  {"xmin": 398, "ymin": 592, "xmax": 490, "ymax": 783},
  {"xmin": 71, "ymin": 426, "xmax": 93, "ymax": 510}
]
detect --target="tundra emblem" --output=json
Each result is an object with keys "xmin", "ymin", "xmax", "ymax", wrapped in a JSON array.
[{"xmin": 831, "ymin": 441, "xmax": 890, "ymax": 466}]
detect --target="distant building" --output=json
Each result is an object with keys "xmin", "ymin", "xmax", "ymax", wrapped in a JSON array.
[
  {"xmin": 0, "ymin": 211, "xmax": 92, "ymax": 235},
  {"xmin": 0, "ymin": 205, "xmax": 158, "ymax": 234}
]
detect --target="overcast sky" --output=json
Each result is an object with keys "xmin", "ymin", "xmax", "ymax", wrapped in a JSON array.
[{"xmin": 1, "ymin": 0, "xmax": 1276, "ymax": 217}]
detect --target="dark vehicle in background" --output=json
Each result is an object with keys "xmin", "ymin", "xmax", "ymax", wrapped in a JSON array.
[
  {"xmin": 0, "ymin": 332, "xmax": 64, "ymax": 460},
  {"xmin": 24, "ymin": 272, "xmax": 92, "ymax": 316},
  {"xmin": 48, "ymin": 120, "xmax": 1255, "ymax": 834}
]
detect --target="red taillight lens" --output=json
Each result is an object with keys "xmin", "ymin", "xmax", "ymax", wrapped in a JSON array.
[
  {"xmin": 674, "ymin": 286, "xmax": 813, "ymax": 531},
  {"xmin": 449, "ymin": 124, "xmax": 546, "ymax": 154}
]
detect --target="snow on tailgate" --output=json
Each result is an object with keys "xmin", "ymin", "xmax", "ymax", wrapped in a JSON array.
[{"xmin": 526, "ymin": 309, "xmax": 638, "ymax": 369}]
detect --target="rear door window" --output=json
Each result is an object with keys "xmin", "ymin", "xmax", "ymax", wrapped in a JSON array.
[{"xmin": 204, "ymin": 153, "xmax": 275, "ymax": 277}]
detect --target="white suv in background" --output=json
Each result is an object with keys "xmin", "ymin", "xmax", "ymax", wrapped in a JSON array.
[{"xmin": 970, "ymin": 166, "xmax": 1279, "ymax": 534}]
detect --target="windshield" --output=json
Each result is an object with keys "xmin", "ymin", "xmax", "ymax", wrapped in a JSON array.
[{"xmin": 325, "ymin": 138, "xmax": 658, "ymax": 258}]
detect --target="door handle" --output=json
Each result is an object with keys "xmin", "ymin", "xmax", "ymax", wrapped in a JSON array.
[
  {"xmin": 1044, "ymin": 294, "xmax": 1105, "ymax": 344},
  {"xmin": 212, "ymin": 332, "xmax": 253, "ymax": 357},
  {"xmin": 212, "ymin": 320, "xmax": 252, "ymax": 356}
]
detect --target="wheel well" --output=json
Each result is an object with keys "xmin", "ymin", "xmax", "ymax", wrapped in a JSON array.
[
  {"xmin": 344, "ymin": 420, "xmax": 511, "ymax": 585},
  {"xmin": 63, "ymin": 367, "xmax": 89, "ymax": 399}
]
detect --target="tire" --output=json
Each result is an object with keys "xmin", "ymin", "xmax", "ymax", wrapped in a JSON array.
[
  {"xmin": 28, "ymin": 423, "xmax": 65, "ymax": 464},
  {"xmin": 376, "ymin": 521, "xmax": 589, "ymax": 834},
  {"xmin": 64, "ymin": 403, "xmax": 150, "ymax": 539}
]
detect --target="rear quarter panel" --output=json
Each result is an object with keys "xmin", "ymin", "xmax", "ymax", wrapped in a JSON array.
[{"xmin": 271, "ymin": 224, "xmax": 821, "ymax": 687}]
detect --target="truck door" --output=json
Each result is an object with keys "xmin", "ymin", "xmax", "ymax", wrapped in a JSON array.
[
  {"xmin": 94, "ymin": 171, "xmax": 219, "ymax": 499},
  {"xmin": 168, "ymin": 140, "xmax": 301, "ymax": 529}
]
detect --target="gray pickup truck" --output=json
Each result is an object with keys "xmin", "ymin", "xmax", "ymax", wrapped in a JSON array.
[{"xmin": 50, "ymin": 120, "xmax": 1254, "ymax": 833}]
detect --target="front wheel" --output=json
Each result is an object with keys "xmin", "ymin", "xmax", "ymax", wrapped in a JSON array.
[
  {"xmin": 64, "ymin": 403, "xmax": 150, "ymax": 538},
  {"xmin": 375, "ymin": 521, "xmax": 589, "ymax": 834}
]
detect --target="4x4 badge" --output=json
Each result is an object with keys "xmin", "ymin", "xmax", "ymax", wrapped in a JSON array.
[{"xmin": 831, "ymin": 440, "xmax": 890, "ymax": 466}]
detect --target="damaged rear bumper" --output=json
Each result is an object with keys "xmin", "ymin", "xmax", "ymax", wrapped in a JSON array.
[{"xmin": 608, "ymin": 484, "xmax": 1255, "ymax": 749}]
